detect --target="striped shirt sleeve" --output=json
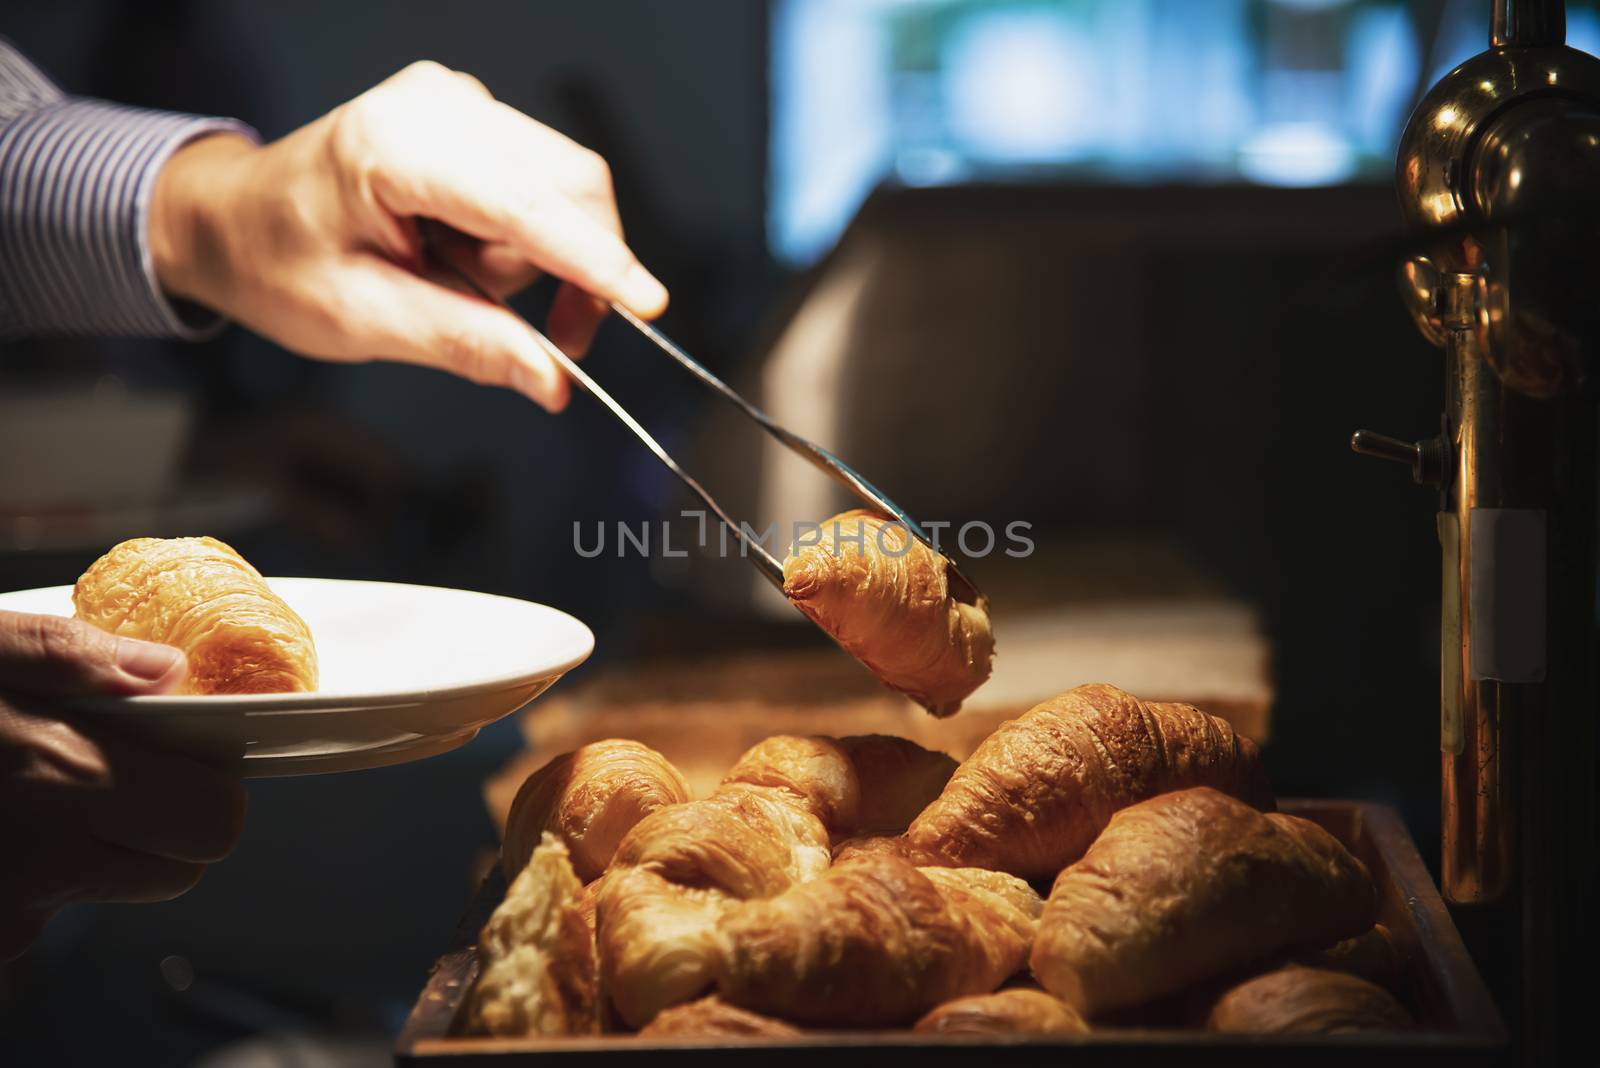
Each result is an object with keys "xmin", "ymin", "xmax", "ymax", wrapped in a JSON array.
[{"xmin": 0, "ymin": 38, "xmax": 258, "ymax": 340}]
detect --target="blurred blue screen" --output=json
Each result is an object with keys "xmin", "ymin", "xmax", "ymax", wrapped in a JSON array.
[{"xmin": 769, "ymin": 0, "xmax": 1600, "ymax": 264}]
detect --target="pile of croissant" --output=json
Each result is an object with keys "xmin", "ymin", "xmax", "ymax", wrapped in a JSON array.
[{"xmin": 461, "ymin": 683, "xmax": 1412, "ymax": 1041}]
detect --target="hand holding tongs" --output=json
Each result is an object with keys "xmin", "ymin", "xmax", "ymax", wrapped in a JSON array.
[{"xmin": 424, "ymin": 229, "xmax": 978, "ymax": 601}]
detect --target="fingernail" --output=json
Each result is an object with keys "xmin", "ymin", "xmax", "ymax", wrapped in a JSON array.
[
  {"xmin": 623, "ymin": 265, "xmax": 668, "ymax": 316},
  {"xmin": 116, "ymin": 639, "xmax": 184, "ymax": 681}
]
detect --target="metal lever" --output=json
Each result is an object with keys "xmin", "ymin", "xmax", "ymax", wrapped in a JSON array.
[{"xmin": 1351, "ymin": 429, "xmax": 1447, "ymax": 486}]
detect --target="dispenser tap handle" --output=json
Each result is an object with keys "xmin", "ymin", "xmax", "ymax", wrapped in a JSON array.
[{"xmin": 1351, "ymin": 429, "xmax": 1447, "ymax": 486}]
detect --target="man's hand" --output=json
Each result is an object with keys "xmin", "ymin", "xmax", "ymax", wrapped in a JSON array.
[
  {"xmin": 148, "ymin": 60, "xmax": 667, "ymax": 413},
  {"xmin": 0, "ymin": 611, "xmax": 247, "ymax": 961}
]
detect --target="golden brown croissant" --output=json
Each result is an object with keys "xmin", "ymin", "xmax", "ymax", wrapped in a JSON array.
[
  {"xmin": 463, "ymin": 833, "xmax": 597, "ymax": 1036},
  {"xmin": 818, "ymin": 735, "xmax": 959, "ymax": 861},
  {"xmin": 719, "ymin": 733, "xmax": 957, "ymax": 839},
  {"xmin": 597, "ymin": 773, "xmax": 834, "ymax": 1027},
  {"xmin": 1205, "ymin": 966, "xmax": 1412, "ymax": 1034},
  {"xmin": 73, "ymin": 536, "xmax": 316, "ymax": 694},
  {"xmin": 906, "ymin": 683, "xmax": 1272, "ymax": 878},
  {"xmin": 715, "ymin": 853, "xmax": 1040, "ymax": 1027},
  {"xmin": 577, "ymin": 880, "xmax": 601, "ymax": 940},
  {"xmin": 835, "ymin": 734, "xmax": 958, "ymax": 835},
  {"xmin": 916, "ymin": 864, "xmax": 1044, "ymax": 991},
  {"xmin": 595, "ymin": 865, "xmax": 726, "ymax": 1030},
  {"xmin": 636, "ymin": 996, "xmax": 802, "ymax": 1039},
  {"xmin": 782, "ymin": 509, "xmax": 994, "ymax": 716},
  {"xmin": 830, "ymin": 834, "xmax": 918, "ymax": 865},
  {"xmin": 1030, "ymin": 788, "xmax": 1375, "ymax": 1016},
  {"xmin": 1178, "ymin": 923, "xmax": 1405, "ymax": 1025},
  {"xmin": 502, "ymin": 740, "xmax": 691, "ymax": 881},
  {"xmin": 718, "ymin": 734, "xmax": 863, "ymax": 834},
  {"xmin": 913, "ymin": 988, "xmax": 1088, "ymax": 1036},
  {"xmin": 595, "ymin": 731, "xmax": 963, "ymax": 1026}
]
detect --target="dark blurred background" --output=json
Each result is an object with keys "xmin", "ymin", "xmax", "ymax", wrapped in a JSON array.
[{"xmin": 0, "ymin": 0, "xmax": 1571, "ymax": 1062}]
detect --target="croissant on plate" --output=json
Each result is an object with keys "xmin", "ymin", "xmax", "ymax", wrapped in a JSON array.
[
  {"xmin": 913, "ymin": 988, "xmax": 1089, "ymax": 1036},
  {"xmin": 716, "ymin": 853, "xmax": 1041, "ymax": 1027},
  {"xmin": 502, "ymin": 740, "xmax": 691, "ymax": 881},
  {"xmin": 73, "ymin": 536, "xmax": 316, "ymax": 695},
  {"xmin": 463, "ymin": 833, "xmax": 597, "ymax": 1037},
  {"xmin": 906, "ymin": 683, "xmax": 1273, "ymax": 879},
  {"xmin": 1205, "ymin": 966, "xmax": 1413, "ymax": 1034},
  {"xmin": 1030, "ymin": 788, "xmax": 1376, "ymax": 1016},
  {"xmin": 782, "ymin": 509, "xmax": 994, "ymax": 716}
]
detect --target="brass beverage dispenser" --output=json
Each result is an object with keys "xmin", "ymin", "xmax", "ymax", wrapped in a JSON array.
[{"xmin": 1356, "ymin": 0, "xmax": 1600, "ymax": 1054}]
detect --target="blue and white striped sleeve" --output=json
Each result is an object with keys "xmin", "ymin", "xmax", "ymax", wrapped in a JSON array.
[{"xmin": 0, "ymin": 38, "xmax": 258, "ymax": 340}]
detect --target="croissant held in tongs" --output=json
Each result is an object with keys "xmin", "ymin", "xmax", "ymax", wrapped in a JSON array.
[
  {"xmin": 73, "ymin": 536, "xmax": 317, "ymax": 694},
  {"xmin": 782, "ymin": 509, "xmax": 994, "ymax": 716}
]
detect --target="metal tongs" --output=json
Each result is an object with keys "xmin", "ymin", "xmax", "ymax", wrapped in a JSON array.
[{"xmin": 426, "ymin": 232, "xmax": 978, "ymax": 601}]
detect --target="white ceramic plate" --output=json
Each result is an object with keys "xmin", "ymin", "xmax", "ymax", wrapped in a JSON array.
[{"xmin": 0, "ymin": 578, "xmax": 594, "ymax": 776}]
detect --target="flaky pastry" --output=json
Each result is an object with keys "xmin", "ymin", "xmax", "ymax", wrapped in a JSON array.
[
  {"xmin": 636, "ymin": 996, "xmax": 802, "ymax": 1039},
  {"xmin": 914, "ymin": 987, "xmax": 1088, "ymax": 1035},
  {"xmin": 502, "ymin": 739, "xmax": 691, "ymax": 881},
  {"xmin": 463, "ymin": 833, "xmax": 597, "ymax": 1036},
  {"xmin": 719, "ymin": 733, "xmax": 957, "ymax": 839},
  {"xmin": 836, "ymin": 734, "xmax": 958, "ymax": 835},
  {"xmin": 1030, "ymin": 788, "xmax": 1376, "ymax": 1015},
  {"xmin": 597, "ymin": 776, "xmax": 834, "ymax": 1026},
  {"xmin": 716, "ymin": 853, "xmax": 1040, "ymax": 1027},
  {"xmin": 782, "ymin": 509, "xmax": 993, "ymax": 716},
  {"xmin": 1205, "ymin": 966, "xmax": 1412, "ymax": 1034},
  {"xmin": 907, "ymin": 682, "xmax": 1272, "ymax": 878},
  {"xmin": 596, "ymin": 733, "xmax": 961, "ymax": 1027},
  {"xmin": 73, "ymin": 536, "xmax": 316, "ymax": 694}
]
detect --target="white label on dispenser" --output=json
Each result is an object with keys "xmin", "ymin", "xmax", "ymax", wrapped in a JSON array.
[{"xmin": 1469, "ymin": 508, "xmax": 1547, "ymax": 683}]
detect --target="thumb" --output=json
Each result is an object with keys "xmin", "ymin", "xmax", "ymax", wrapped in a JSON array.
[{"xmin": 0, "ymin": 611, "xmax": 188, "ymax": 698}]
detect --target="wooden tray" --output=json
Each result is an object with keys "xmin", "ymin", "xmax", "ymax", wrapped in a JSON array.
[{"xmin": 397, "ymin": 801, "xmax": 1506, "ymax": 1066}]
